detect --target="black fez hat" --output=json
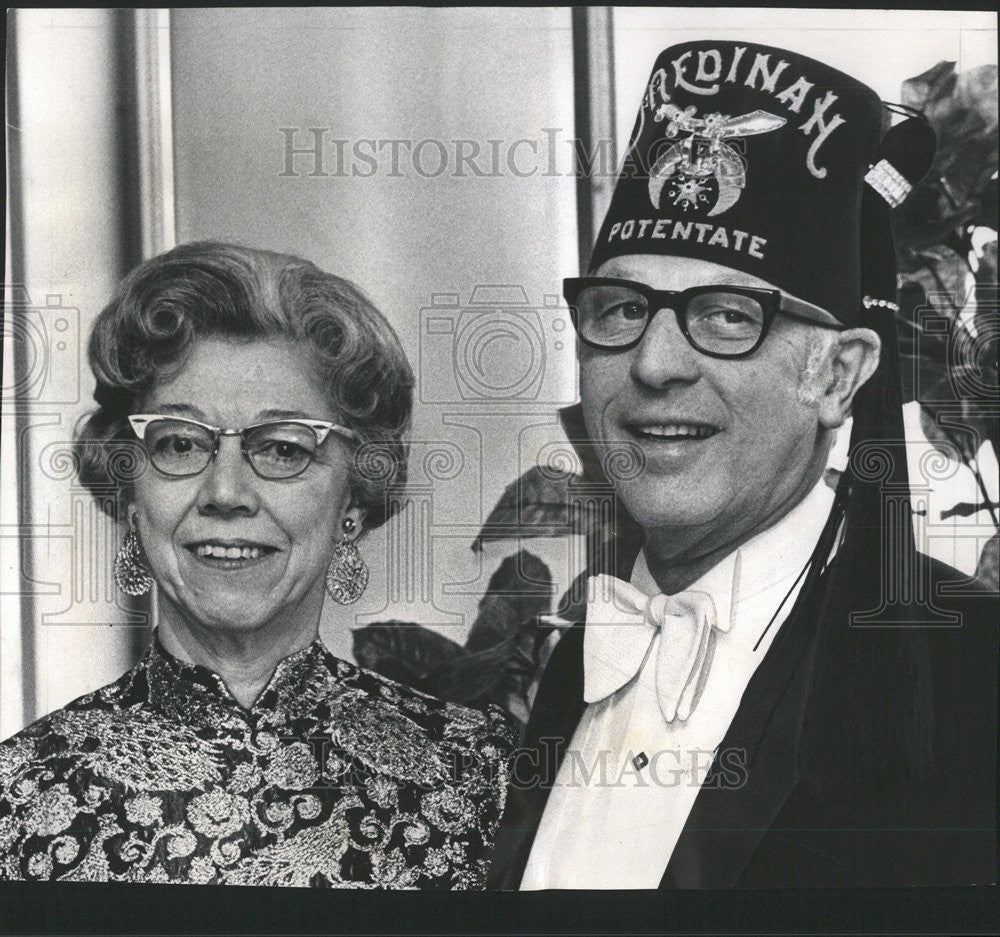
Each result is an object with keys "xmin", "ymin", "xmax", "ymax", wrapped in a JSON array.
[{"xmin": 590, "ymin": 40, "xmax": 934, "ymax": 327}]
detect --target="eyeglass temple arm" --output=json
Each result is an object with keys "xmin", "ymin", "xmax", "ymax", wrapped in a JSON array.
[
  {"xmin": 313, "ymin": 423, "xmax": 357, "ymax": 444},
  {"xmin": 778, "ymin": 310, "xmax": 847, "ymax": 331}
]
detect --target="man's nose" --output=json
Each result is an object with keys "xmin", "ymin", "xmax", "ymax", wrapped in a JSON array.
[
  {"xmin": 195, "ymin": 436, "xmax": 261, "ymax": 516},
  {"xmin": 629, "ymin": 307, "xmax": 703, "ymax": 388}
]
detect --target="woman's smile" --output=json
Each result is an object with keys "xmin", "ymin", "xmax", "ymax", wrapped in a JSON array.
[
  {"xmin": 184, "ymin": 539, "xmax": 281, "ymax": 570},
  {"xmin": 132, "ymin": 336, "xmax": 356, "ymax": 638}
]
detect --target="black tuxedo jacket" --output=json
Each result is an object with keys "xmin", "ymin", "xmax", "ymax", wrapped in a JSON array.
[{"xmin": 488, "ymin": 555, "xmax": 997, "ymax": 888}]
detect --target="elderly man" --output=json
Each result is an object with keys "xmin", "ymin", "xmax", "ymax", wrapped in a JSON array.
[{"xmin": 488, "ymin": 41, "xmax": 997, "ymax": 888}]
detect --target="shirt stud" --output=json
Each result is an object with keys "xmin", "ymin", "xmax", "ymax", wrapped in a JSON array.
[{"xmin": 632, "ymin": 751, "xmax": 649, "ymax": 770}]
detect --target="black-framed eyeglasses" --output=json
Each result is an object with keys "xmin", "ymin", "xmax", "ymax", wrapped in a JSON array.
[
  {"xmin": 127, "ymin": 415, "xmax": 356, "ymax": 479},
  {"xmin": 564, "ymin": 277, "xmax": 847, "ymax": 359}
]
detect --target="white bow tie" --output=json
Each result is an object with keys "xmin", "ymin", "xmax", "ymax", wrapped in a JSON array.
[{"xmin": 583, "ymin": 574, "xmax": 728, "ymax": 725}]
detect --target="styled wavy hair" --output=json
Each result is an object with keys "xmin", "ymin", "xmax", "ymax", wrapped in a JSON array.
[{"xmin": 75, "ymin": 241, "xmax": 414, "ymax": 531}]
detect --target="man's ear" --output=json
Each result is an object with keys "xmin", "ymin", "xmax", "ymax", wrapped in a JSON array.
[{"xmin": 817, "ymin": 328, "xmax": 881, "ymax": 429}]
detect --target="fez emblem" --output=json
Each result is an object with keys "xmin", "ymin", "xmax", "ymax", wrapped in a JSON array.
[{"xmin": 648, "ymin": 103, "xmax": 787, "ymax": 216}]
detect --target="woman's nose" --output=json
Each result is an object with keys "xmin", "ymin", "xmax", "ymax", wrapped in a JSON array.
[
  {"xmin": 195, "ymin": 436, "xmax": 261, "ymax": 516},
  {"xmin": 629, "ymin": 307, "xmax": 703, "ymax": 389}
]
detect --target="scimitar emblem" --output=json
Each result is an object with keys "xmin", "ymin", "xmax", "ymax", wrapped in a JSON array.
[{"xmin": 648, "ymin": 106, "xmax": 787, "ymax": 216}]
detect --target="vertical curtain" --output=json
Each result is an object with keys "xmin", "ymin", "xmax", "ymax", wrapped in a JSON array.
[{"xmin": 2, "ymin": 9, "xmax": 174, "ymax": 737}]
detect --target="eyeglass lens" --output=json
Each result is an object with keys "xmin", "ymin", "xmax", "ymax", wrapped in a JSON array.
[
  {"xmin": 142, "ymin": 420, "xmax": 320, "ymax": 478},
  {"xmin": 575, "ymin": 285, "xmax": 767, "ymax": 354}
]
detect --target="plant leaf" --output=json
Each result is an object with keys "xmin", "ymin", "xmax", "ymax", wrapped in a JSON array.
[
  {"xmin": 352, "ymin": 622, "xmax": 465, "ymax": 694},
  {"xmin": 973, "ymin": 533, "xmax": 999, "ymax": 592},
  {"xmin": 471, "ymin": 465, "xmax": 586, "ymax": 550},
  {"xmin": 555, "ymin": 568, "xmax": 590, "ymax": 622},
  {"xmin": 435, "ymin": 636, "xmax": 540, "ymax": 726},
  {"xmin": 898, "ymin": 62, "xmax": 998, "ymax": 249},
  {"xmin": 465, "ymin": 550, "xmax": 553, "ymax": 651}
]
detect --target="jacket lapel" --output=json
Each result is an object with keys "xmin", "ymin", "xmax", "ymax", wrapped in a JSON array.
[
  {"xmin": 487, "ymin": 622, "xmax": 587, "ymax": 889},
  {"xmin": 661, "ymin": 585, "xmax": 824, "ymax": 888}
]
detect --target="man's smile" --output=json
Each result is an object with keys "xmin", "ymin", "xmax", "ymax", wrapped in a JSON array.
[{"xmin": 628, "ymin": 421, "xmax": 720, "ymax": 441}]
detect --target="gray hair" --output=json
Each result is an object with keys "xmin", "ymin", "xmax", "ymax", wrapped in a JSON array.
[
  {"xmin": 75, "ymin": 241, "xmax": 414, "ymax": 531},
  {"xmin": 797, "ymin": 329, "xmax": 838, "ymax": 406}
]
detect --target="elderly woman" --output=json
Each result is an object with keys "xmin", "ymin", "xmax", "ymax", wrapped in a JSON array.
[{"xmin": 0, "ymin": 242, "xmax": 515, "ymax": 888}]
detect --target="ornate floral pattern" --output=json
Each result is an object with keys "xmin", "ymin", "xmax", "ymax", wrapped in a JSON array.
[{"xmin": 0, "ymin": 635, "xmax": 516, "ymax": 888}]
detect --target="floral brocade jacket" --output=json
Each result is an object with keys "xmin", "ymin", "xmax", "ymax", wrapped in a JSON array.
[{"xmin": 0, "ymin": 636, "xmax": 517, "ymax": 888}]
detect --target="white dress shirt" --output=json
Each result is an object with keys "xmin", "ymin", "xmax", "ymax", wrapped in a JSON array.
[{"xmin": 520, "ymin": 477, "xmax": 836, "ymax": 889}]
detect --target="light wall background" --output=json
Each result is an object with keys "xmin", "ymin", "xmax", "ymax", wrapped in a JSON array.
[
  {"xmin": 169, "ymin": 6, "xmax": 582, "ymax": 660},
  {"xmin": 3, "ymin": 8, "xmax": 997, "ymax": 738}
]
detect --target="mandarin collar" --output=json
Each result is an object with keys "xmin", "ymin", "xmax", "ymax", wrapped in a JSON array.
[{"xmin": 136, "ymin": 630, "xmax": 332, "ymax": 725}]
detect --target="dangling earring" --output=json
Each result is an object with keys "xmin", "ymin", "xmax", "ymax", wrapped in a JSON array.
[
  {"xmin": 115, "ymin": 513, "xmax": 153, "ymax": 596},
  {"xmin": 325, "ymin": 517, "xmax": 368, "ymax": 605}
]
